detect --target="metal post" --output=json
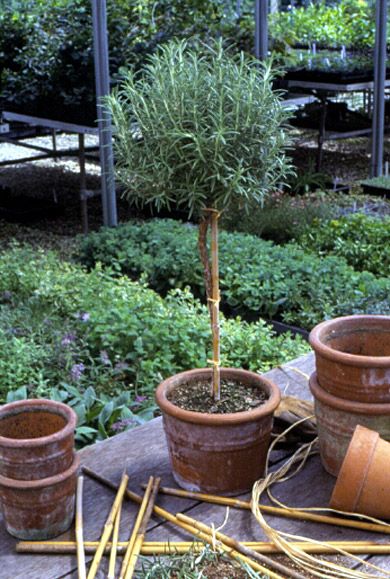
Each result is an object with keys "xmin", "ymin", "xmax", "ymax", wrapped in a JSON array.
[
  {"xmin": 79, "ymin": 134, "xmax": 89, "ymax": 234},
  {"xmin": 91, "ymin": 0, "xmax": 118, "ymax": 227},
  {"xmin": 370, "ymin": 0, "xmax": 387, "ymax": 177},
  {"xmin": 255, "ymin": 0, "xmax": 268, "ymax": 60}
]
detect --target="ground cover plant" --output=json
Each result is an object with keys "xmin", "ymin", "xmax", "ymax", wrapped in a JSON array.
[
  {"xmin": 139, "ymin": 543, "xmax": 263, "ymax": 578},
  {"xmin": 360, "ymin": 175, "xmax": 390, "ymax": 194},
  {"xmin": 297, "ymin": 213, "xmax": 390, "ymax": 277},
  {"xmin": 77, "ymin": 218, "xmax": 390, "ymax": 329},
  {"xmin": 0, "ymin": 244, "xmax": 309, "ymax": 443},
  {"xmin": 221, "ymin": 191, "xmax": 336, "ymax": 243}
]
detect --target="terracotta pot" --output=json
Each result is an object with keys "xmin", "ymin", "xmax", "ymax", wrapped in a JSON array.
[
  {"xmin": 309, "ymin": 373, "xmax": 390, "ymax": 476},
  {"xmin": 309, "ymin": 315, "xmax": 390, "ymax": 403},
  {"xmin": 0, "ymin": 399, "xmax": 76, "ymax": 480},
  {"xmin": 155, "ymin": 368, "xmax": 281, "ymax": 495},
  {"xmin": 0, "ymin": 453, "xmax": 79, "ymax": 540},
  {"xmin": 330, "ymin": 425, "xmax": 390, "ymax": 520}
]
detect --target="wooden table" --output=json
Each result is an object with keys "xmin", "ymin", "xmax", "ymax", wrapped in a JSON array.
[{"xmin": 1, "ymin": 353, "xmax": 389, "ymax": 578}]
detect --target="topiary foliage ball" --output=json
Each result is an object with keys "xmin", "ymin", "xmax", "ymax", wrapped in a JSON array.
[{"xmin": 107, "ymin": 39, "xmax": 292, "ymax": 217}]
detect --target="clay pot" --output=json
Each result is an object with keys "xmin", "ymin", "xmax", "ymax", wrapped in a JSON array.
[
  {"xmin": 309, "ymin": 373, "xmax": 390, "ymax": 476},
  {"xmin": 0, "ymin": 453, "xmax": 79, "ymax": 540},
  {"xmin": 0, "ymin": 399, "xmax": 77, "ymax": 480},
  {"xmin": 309, "ymin": 315, "xmax": 390, "ymax": 403},
  {"xmin": 155, "ymin": 367, "xmax": 281, "ymax": 495},
  {"xmin": 330, "ymin": 425, "xmax": 390, "ymax": 520}
]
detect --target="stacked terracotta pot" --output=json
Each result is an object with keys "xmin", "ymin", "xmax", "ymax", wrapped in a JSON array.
[
  {"xmin": 309, "ymin": 315, "xmax": 390, "ymax": 477},
  {"xmin": 0, "ymin": 399, "xmax": 79, "ymax": 539}
]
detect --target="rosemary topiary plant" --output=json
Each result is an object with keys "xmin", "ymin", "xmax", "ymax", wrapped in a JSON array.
[{"xmin": 107, "ymin": 40, "xmax": 292, "ymax": 401}]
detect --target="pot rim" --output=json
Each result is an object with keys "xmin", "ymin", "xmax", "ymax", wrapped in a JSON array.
[
  {"xmin": 329, "ymin": 425, "xmax": 379, "ymax": 512},
  {"xmin": 309, "ymin": 373, "xmax": 390, "ymax": 415},
  {"xmin": 0, "ymin": 453, "xmax": 80, "ymax": 490},
  {"xmin": 309, "ymin": 315, "xmax": 390, "ymax": 368},
  {"xmin": 155, "ymin": 367, "xmax": 281, "ymax": 425},
  {"xmin": 0, "ymin": 399, "xmax": 77, "ymax": 448}
]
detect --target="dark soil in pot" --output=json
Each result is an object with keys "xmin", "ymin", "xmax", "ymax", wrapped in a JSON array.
[{"xmin": 167, "ymin": 378, "xmax": 268, "ymax": 414}]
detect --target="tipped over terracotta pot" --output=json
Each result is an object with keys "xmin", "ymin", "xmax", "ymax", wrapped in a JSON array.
[
  {"xmin": 309, "ymin": 315, "xmax": 390, "ymax": 403},
  {"xmin": 330, "ymin": 425, "xmax": 390, "ymax": 520},
  {"xmin": 156, "ymin": 367, "xmax": 281, "ymax": 495}
]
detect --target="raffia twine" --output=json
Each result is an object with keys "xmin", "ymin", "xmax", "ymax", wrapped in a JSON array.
[{"xmin": 251, "ymin": 416, "xmax": 390, "ymax": 579}]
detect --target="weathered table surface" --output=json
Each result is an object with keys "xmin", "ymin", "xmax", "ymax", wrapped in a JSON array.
[{"xmin": 1, "ymin": 353, "xmax": 389, "ymax": 578}]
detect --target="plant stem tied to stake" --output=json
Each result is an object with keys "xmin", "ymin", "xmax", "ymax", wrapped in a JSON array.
[{"xmin": 208, "ymin": 208, "xmax": 221, "ymax": 400}]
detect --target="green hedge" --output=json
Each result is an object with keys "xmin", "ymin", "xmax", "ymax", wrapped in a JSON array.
[
  {"xmin": 0, "ymin": 245, "xmax": 308, "ymax": 402},
  {"xmin": 296, "ymin": 213, "xmax": 390, "ymax": 277},
  {"xmin": 77, "ymin": 219, "xmax": 390, "ymax": 328},
  {"xmin": 0, "ymin": 0, "xmax": 243, "ymax": 124}
]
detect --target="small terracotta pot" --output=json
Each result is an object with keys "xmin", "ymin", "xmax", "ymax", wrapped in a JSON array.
[
  {"xmin": 330, "ymin": 425, "xmax": 390, "ymax": 520},
  {"xmin": 0, "ymin": 399, "xmax": 77, "ymax": 480},
  {"xmin": 309, "ymin": 315, "xmax": 390, "ymax": 403},
  {"xmin": 0, "ymin": 453, "xmax": 79, "ymax": 540},
  {"xmin": 156, "ymin": 367, "xmax": 281, "ymax": 495},
  {"xmin": 309, "ymin": 373, "xmax": 390, "ymax": 476}
]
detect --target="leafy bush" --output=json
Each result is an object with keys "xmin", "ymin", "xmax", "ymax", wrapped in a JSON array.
[
  {"xmin": 0, "ymin": 0, "xmax": 240, "ymax": 123},
  {"xmin": 269, "ymin": 0, "xmax": 375, "ymax": 50},
  {"xmin": 297, "ymin": 213, "xmax": 390, "ymax": 277},
  {"xmin": 77, "ymin": 219, "xmax": 390, "ymax": 328},
  {"xmin": 221, "ymin": 192, "xmax": 336, "ymax": 243},
  {"xmin": 0, "ymin": 245, "xmax": 309, "ymax": 401}
]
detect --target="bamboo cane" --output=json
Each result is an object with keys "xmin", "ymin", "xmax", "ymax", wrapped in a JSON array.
[
  {"xmin": 176, "ymin": 512, "xmax": 307, "ymax": 579},
  {"xmin": 76, "ymin": 475, "xmax": 86, "ymax": 579},
  {"xmin": 144, "ymin": 483, "xmax": 390, "ymax": 535},
  {"xmin": 87, "ymin": 472, "xmax": 129, "ymax": 579},
  {"xmin": 16, "ymin": 540, "xmax": 390, "ymax": 556},
  {"xmin": 118, "ymin": 476, "xmax": 155, "ymax": 579},
  {"xmin": 208, "ymin": 208, "xmax": 220, "ymax": 401},
  {"xmin": 124, "ymin": 478, "xmax": 161, "ymax": 579},
  {"xmin": 108, "ymin": 501, "xmax": 122, "ymax": 579},
  {"xmin": 81, "ymin": 467, "xmax": 282, "ymax": 579}
]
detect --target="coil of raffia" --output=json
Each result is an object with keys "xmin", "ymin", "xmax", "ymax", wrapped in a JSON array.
[{"xmin": 251, "ymin": 417, "xmax": 390, "ymax": 579}]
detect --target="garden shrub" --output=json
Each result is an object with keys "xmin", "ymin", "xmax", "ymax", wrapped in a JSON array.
[
  {"xmin": 0, "ymin": 0, "xmax": 240, "ymax": 124},
  {"xmin": 77, "ymin": 219, "xmax": 390, "ymax": 328},
  {"xmin": 297, "ymin": 213, "xmax": 390, "ymax": 277},
  {"xmin": 221, "ymin": 192, "xmax": 336, "ymax": 243},
  {"xmin": 268, "ymin": 0, "xmax": 375, "ymax": 50},
  {"xmin": 0, "ymin": 245, "xmax": 309, "ymax": 403}
]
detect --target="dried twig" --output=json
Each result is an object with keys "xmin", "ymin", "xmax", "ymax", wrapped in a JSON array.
[
  {"xmin": 17, "ymin": 540, "xmax": 390, "ymax": 556},
  {"xmin": 108, "ymin": 500, "xmax": 122, "ymax": 579},
  {"xmin": 87, "ymin": 471, "xmax": 129, "ymax": 579},
  {"xmin": 123, "ymin": 477, "xmax": 161, "ymax": 579},
  {"xmin": 177, "ymin": 512, "xmax": 306, "ymax": 579},
  {"xmin": 144, "ymin": 483, "xmax": 390, "ymax": 535},
  {"xmin": 76, "ymin": 475, "xmax": 86, "ymax": 579}
]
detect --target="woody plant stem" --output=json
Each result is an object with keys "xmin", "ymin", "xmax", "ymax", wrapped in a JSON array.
[{"xmin": 198, "ymin": 208, "xmax": 221, "ymax": 400}]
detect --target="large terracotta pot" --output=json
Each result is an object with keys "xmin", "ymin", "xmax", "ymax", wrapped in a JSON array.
[
  {"xmin": 309, "ymin": 315, "xmax": 390, "ymax": 403},
  {"xmin": 0, "ymin": 399, "xmax": 77, "ymax": 480},
  {"xmin": 0, "ymin": 453, "xmax": 79, "ymax": 540},
  {"xmin": 155, "ymin": 367, "xmax": 281, "ymax": 495},
  {"xmin": 330, "ymin": 425, "xmax": 390, "ymax": 520},
  {"xmin": 309, "ymin": 373, "xmax": 390, "ymax": 476}
]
